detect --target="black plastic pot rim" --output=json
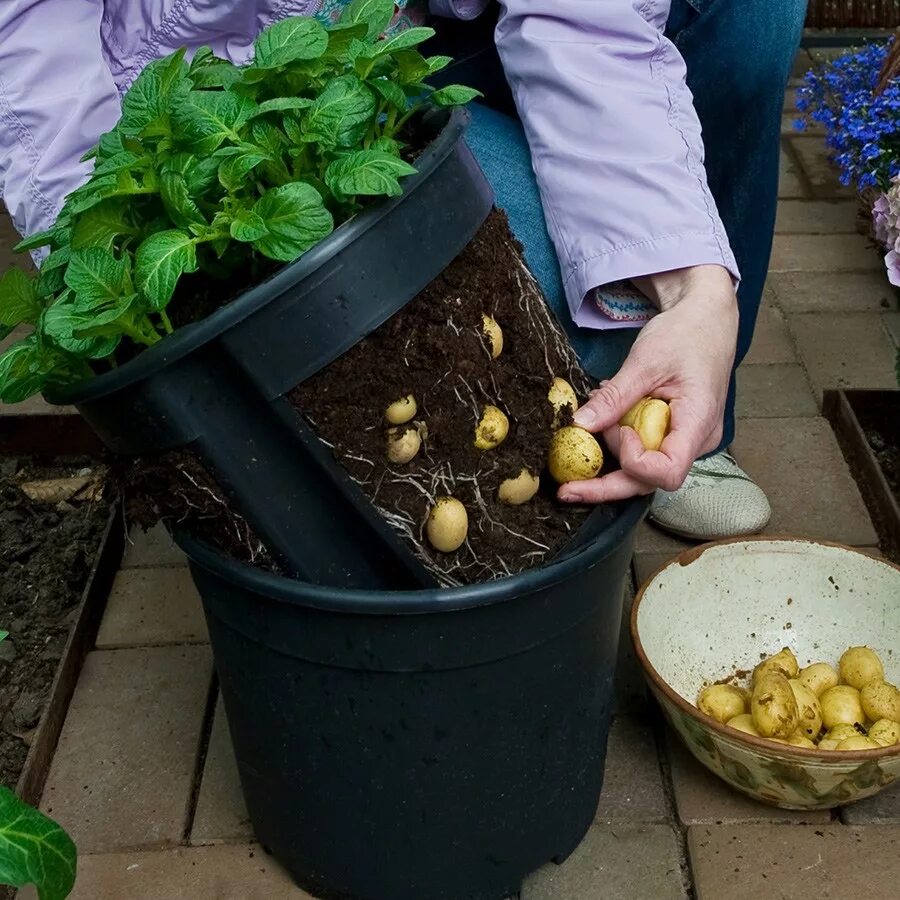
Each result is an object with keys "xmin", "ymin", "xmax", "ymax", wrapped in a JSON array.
[
  {"xmin": 46, "ymin": 106, "xmax": 470, "ymax": 407},
  {"xmin": 176, "ymin": 494, "xmax": 649, "ymax": 616}
]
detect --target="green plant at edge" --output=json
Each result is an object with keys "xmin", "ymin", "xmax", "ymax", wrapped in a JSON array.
[
  {"xmin": 0, "ymin": 632, "xmax": 76, "ymax": 899},
  {"xmin": 0, "ymin": 0, "xmax": 480, "ymax": 402}
]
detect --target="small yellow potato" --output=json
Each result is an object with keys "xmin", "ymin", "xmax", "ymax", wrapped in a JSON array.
[
  {"xmin": 839, "ymin": 646, "xmax": 884, "ymax": 690},
  {"xmin": 726, "ymin": 714, "xmax": 760, "ymax": 736},
  {"xmin": 785, "ymin": 731, "xmax": 817, "ymax": 749},
  {"xmin": 821, "ymin": 685, "xmax": 866, "ymax": 730},
  {"xmin": 868, "ymin": 719, "xmax": 900, "ymax": 747},
  {"xmin": 752, "ymin": 647, "xmax": 800, "ymax": 686},
  {"xmin": 797, "ymin": 662, "xmax": 839, "ymax": 698},
  {"xmin": 481, "ymin": 314, "xmax": 503, "ymax": 359},
  {"xmin": 818, "ymin": 737, "xmax": 841, "ymax": 751},
  {"xmin": 474, "ymin": 405, "xmax": 509, "ymax": 450},
  {"xmin": 751, "ymin": 673, "xmax": 800, "ymax": 738},
  {"xmin": 497, "ymin": 468, "xmax": 540, "ymax": 506},
  {"xmin": 386, "ymin": 426, "xmax": 421, "ymax": 464},
  {"xmin": 619, "ymin": 397, "xmax": 671, "ymax": 452},
  {"xmin": 697, "ymin": 684, "xmax": 747, "ymax": 724},
  {"xmin": 547, "ymin": 426, "xmax": 603, "ymax": 484},
  {"xmin": 836, "ymin": 735, "xmax": 881, "ymax": 751},
  {"xmin": 822, "ymin": 723, "xmax": 860, "ymax": 744},
  {"xmin": 860, "ymin": 681, "xmax": 900, "ymax": 723},
  {"xmin": 385, "ymin": 394, "xmax": 417, "ymax": 425},
  {"xmin": 788, "ymin": 679, "xmax": 823, "ymax": 740},
  {"xmin": 426, "ymin": 497, "xmax": 468, "ymax": 553},
  {"xmin": 547, "ymin": 377, "xmax": 578, "ymax": 426}
]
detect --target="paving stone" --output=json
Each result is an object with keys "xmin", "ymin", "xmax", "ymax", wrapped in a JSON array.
[
  {"xmin": 767, "ymin": 270, "xmax": 895, "ymax": 314},
  {"xmin": 883, "ymin": 310, "xmax": 900, "ymax": 346},
  {"xmin": 96, "ymin": 567, "xmax": 208, "ymax": 648},
  {"xmin": 0, "ymin": 207, "xmax": 35, "ymax": 274},
  {"xmin": 616, "ymin": 576, "xmax": 652, "ymax": 715},
  {"xmin": 841, "ymin": 783, "xmax": 900, "ymax": 825},
  {"xmin": 730, "ymin": 417, "xmax": 878, "ymax": 546},
  {"xmin": 789, "ymin": 312, "xmax": 898, "ymax": 397},
  {"xmin": 633, "ymin": 552, "xmax": 676, "ymax": 590},
  {"xmin": 596, "ymin": 716, "xmax": 669, "ymax": 824},
  {"xmin": 689, "ymin": 825, "xmax": 900, "ymax": 900},
  {"xmin": 742, "ymin": 302, "xmax": 798, "ymax": 365},
  {"xmin": 40, "ymin": 646, "xmax": 213, "ymax": 853},
  {"xmin": 632, "ymin": 520, "xmax": 694, "ymax": 558},
  {"xmin": 667, "ymin": 733, "xmax": 830, "ymax": 826},
  {"xmin": 122, "ymin": 522, "xmax": 187, "ymax": 568},
  {"xmin": 735, "ymin": 364, "xmax": 817, "ymax": 419},
  {"xmin": 20, "ymin": 844, "xmax": 314, "ymax": 899},
  {"xmin": 778, "ymin": 147, "xmax": 807, "ymax": 199},
  {"xmin": 790, "ymin": 49, "xmax": 813, "ymax": 81},
  {"xmin": 788, "ymin": 135, "xmax": 855, "ymax": 199},
  {"xmin": 522, "ymin": 824, "xmax": 688, "ymax": 900},
  {"xmin": 774, "ymin": 200, "xmax": 860, "ymax": 234},
  {"xmin": 769, "ymin": 234, "xmax": 881, "ymax": 273},
  {"xmin": 191, "ymin": 697, "xmax": 253, "ymax": 845}
]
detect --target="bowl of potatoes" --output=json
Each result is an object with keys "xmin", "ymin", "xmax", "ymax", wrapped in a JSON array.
[{"xmin": 631, "ymin": 538, "xmax": 900, "ymax": 809}]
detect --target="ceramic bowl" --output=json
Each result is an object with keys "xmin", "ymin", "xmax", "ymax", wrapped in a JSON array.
[{"xmin": 631, "ymin": 538, "xmax": 900, "ymax": 810}]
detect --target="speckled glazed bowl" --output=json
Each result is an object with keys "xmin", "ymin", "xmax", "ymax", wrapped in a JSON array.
[{"xmin": 631, "ymin": 539, "xmax": 900, "ymax": 810}]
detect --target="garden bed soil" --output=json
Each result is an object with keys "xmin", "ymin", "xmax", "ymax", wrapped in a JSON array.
[{"xmin": 0, "ymin": 457, "xmax": 110, "ymax": 791}]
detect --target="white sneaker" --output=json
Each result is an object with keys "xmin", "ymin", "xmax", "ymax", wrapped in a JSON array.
[{"xmin": 649, "ymin": 452, "xmax": 771, "ymax": 541}]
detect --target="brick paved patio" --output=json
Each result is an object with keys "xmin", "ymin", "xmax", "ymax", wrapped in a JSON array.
[{"xmin": 4, "ymin": 47, "xmax": 900, "ymax": 900}]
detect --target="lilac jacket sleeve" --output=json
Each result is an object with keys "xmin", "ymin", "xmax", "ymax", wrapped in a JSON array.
[
  {"xmin": 494, "ymin": 1, "xmax": 739, "ymax": 328},
  {"xmin": 0, "ymin": 1, "xmax": 121, "ymax": 240}
]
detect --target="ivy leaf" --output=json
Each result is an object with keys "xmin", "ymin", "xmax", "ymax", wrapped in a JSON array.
[
  {"xmin": 251, "ymin": 182, "xmax": 333, "ymax": 261},
  {"xmin": 325, "ymin": 150, "xmax": 416, "ymax": 198},
  {"xmin": 135, "ymin": 230, "xmax": 198, "ymax": 309},
  {"xmin": 217, "ymin": 147, "xmax": 270, "ymax": 191},
  {"xmin": 249, "ymin": 97, "xmax": 314, "ymax": 118},
  {"xmin": 230, "ymin": 209, "xmax": 269, "ymax": 243},
  {"xmin": 254, "ymin": 16, "xmax": 329, "ymax": 69},
  {"xmin": 64, "ymin": 248, "xmax": 128, "ymax": 304},
  {"xmin": 373, "ymin": 27, "xmax": 435, "ymax": 57},
  {"xmin": 369, "ymin": 78, "xmax": 407, "ymax": 110},
  {"xmin": 173, "ymin": 91, "xmax": 258, "ymax": 153},
  {"xmin": 304, "ymin": 75, "xmax": 375, "ymax": 148},
  {"xmin": 0, "ymin": 336, "xmax": 50, "ymax": 403},
  {"xmin": 71, "ymin": 199, "xmax": 138, "ymax": 251},
  {"xmin": 160, "ymin": 172, "xmax": 207, "ymax": 230},
  {"xmin": 0, "ymin": 269, "xmax": 41, "ymax": 329},
  {"xmin": 340, "ymin": 0, "xmax": 396, "ymax": 41},
  {"xmin": 431, "ymin": 84, "xmax": 483, "ymax": 107}
]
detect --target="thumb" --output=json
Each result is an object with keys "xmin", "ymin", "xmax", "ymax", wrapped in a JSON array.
[{"xmin": 573, "ymin": 360, "xmax": 655, "ymax": 433}]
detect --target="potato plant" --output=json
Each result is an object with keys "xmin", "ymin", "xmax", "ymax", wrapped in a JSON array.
[{"xmin": 0, "ymin": 1, "xmax": 478, "ymax": 403}]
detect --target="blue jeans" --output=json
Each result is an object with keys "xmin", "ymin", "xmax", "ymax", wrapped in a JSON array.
[{"xmin": 465, "ymin": 0, "xmax": 807, "ymax": 453}]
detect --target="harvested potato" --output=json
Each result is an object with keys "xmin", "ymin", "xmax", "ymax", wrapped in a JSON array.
[
  {"xmin": 386, "ymin": 425, "xmax": 422, "ymax": 464},
  {"xmin": 726, "ymin": 714, "xmax": 760, "ymax": 736},
  {"xmin": 751, "ymin": 673, "xmax": 800, "ymax": 738},
  {"xmin": 839, "ymin": 646, "xmax": 884, "ymax": 690},
  {"xmin": 547, "ymin": 426, "xmax": 603, "ymax": 484},
  {"xmin": 481, "ymin": 314, "xmax": 503, "ymax": 359},
  {"xmin": 817, "ymin": 737, "xmax": 841, "ymax": 751},
  {"xmin": 548, "ymin": 377, "xmax": 578, "ymax": 427},
  {"xmin": 474, "ymin": 405, "xmax": 509, "ymax": 450},
  {"xmin": 497, "ymin": 469, "xmax": 540, "ymax": 506},
  {"xmin": 426, "ymin": 497, "xmax": 468, "ymax": 553},
  {"xmin": 698, "ymin": 684, "xmax": 747, "ymax": 724},
  {"xmin": 797, "ymin": 662, "xmax": 839, "ymax": 698},
  {"xmin": 752, "ymin": 647, "xmax": 799, "ymax": 685},
  {"xmin": 788, "ymin": 679, "xmax": 823, "ymax": 740},
  {"xmin": 785, "ymin": 731, "xmax": 817, "ymax": 749},
  {"xmin": 869, "ymin": 719, "xmax": 900, "ymax": 747},
  {"xmin": 619, "ymin": 397, "xmax": 671, "ymax": 451},
  {"xmin": 860, "ymin": 681, "xmax": 900, "ymax": 723},
  {"xmin": 822, "ymin": 723, "xmax": 859, "ymax": 744},
  {"xmin": 837, "ymin": 735, "xmax": 881, "ymax": 751},
  {"xmin": 385, "ymin": 394, "xmax": 417, "ymax": 425},
  {"xmin": 821, "ymin": 685, "xmax": 866, "ymax": 730}
]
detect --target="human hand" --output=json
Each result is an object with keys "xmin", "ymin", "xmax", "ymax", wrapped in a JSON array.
[{"xmin": 558, "ymin": 265, "xmax": 738, "ymax": 503}]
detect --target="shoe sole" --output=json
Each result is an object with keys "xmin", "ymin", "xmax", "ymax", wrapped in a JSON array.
[{"xmin": 647, "ymin": 513, "xmax": 771, "ymax": 543}]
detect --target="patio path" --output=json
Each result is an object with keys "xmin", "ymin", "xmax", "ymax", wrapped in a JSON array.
[{"xmin": 3, "ymin": 47, "xmax": 900, "ymax": 900}]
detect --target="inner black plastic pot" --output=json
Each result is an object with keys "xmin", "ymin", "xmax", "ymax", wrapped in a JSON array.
[{"xmin": 175, "ymin": 493, "xmax": 648, "ymax": 900}]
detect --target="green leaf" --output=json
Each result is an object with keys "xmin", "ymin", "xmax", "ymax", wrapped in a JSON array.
[
  {"xmin": 425, "ymin": 55, "xmax": 452, "ymax": 75},
  {"xmin": 121, "ymin": 65, "xmax": 163, "ymax": 133},
  {"xmin": 230, "ymin": 209, "xmax": 269, "ymax": 243},
  {"xmin": 322, "ymin": 22, "xmax": 369, "ymax": 58},
  {"xmin": 160, "ymin": 172, "xmax": 207, "ymax": 230},
  {"xmin": 64, "ymin": 248, "xmax": 128, "ymax": 305},
  {"xmin": 371, "ymin": 135, "xmax": 401, "ymax": 155},
  {"xmin": 281, "ymin": 114, "xmax": 304, "ymax": 146},
  {"xmin": 36, "ymin": 248, "xmax": 71, "ymax": 298},
  {"xmin": 162, "ymin": 153, "xmax": 220, "ymax": 197},
  {"xmin": 135, "ymin": 230, "xmax": 197, "ymax": 309},
  {"xmin": 251, "ymin": 182, "xmax": 333, "ymax": 261},
  {"xmin": 71, "ymin": 199, "xmax": 138, "ymax": 251},
  {"xmin": 90, "ymin": 150, "xmax": 144, "ymax": 178},
  {"xmin": 325, "ymin": 150, "xmax": 416, "ymax": 198},
  {"xmin": 0, "ymin": 336, "xmax": 50, "ymax": 403},
  {"xmin": 250, "ymin": 120, "xmax": 288, "ymax": 156},
  {"xmin": 188, "ymin": 62, "xmax": 243, "ymax": 90},
  {"xmin": 249, "ymin": 97, "xmax": 314, "ymax": 118},
  {"xmin": 14, "ymin": 227, "xmax": 62, "ymax": 254},
  {"xmin": 340, "ymin": 0, "xmax": 396, "ymax": 41},
  {"xmin": 254, "ymin": 16, "xmax": 328, "ymax": 69},
  {"xmin": 217, "ymin": 147, "xmax": 270, "ymax": 191},
  {"xmin": 369, "ymin": 78, "xmax": 407, "ymax": 110},
  {"xmin": 373, "ymin": 27, "xmax": 435, "ymax": 57},
  {"xmin": 0, "ymin": 632, "xmax": 7, "ymax": 642},
  {"xmin": 393, "ymin": 49, "xmax": 430, "ymax": 84},
  {"xmin": 189, "ymin": 46, "xmax": 218, "ymax": 71},
  {"xmin": 173, "ymin": 91, "xmax": 258, "ymax": 153},
  {"xmin": 431, "ymin": 84, "xmax": 482, "ymax": 107},
  {"xmin": 304, "ymin": 75, "xmax": 376, "ymax": 148},
  {"xmin": 43, "ymin": 298, "xmax": 122, "ymax": 359},
  {"xmin": 0, "ymin": 269, "xmax": 40, "ymax": 328}
]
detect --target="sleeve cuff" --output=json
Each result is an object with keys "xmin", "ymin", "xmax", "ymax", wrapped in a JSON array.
[{"xmin": 428, "ymin": 0, "xmax": 490, "ymax": 21}]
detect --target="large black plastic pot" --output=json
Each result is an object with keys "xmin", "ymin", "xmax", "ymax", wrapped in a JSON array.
[
  {"xmin": 176, "ymin": 494, "xmax": 647, "ymax": 900},
  {"xmin": 47, "ymin": 107, "xmax": 492, "ymax": 590}
]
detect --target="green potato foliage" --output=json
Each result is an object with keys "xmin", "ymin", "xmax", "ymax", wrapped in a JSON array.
[{"xmin": 0, "ymin": 0, "xmax": 480, "ymax": 402}]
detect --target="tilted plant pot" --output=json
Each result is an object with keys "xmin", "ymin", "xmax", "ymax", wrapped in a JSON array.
[
  {"xmin": 175, "ymin": 492, "xmax": 647, "ymax": 900},
  {"xmin": 47, "ymin": 107, "xmax": 492, "ymax": 590}
]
